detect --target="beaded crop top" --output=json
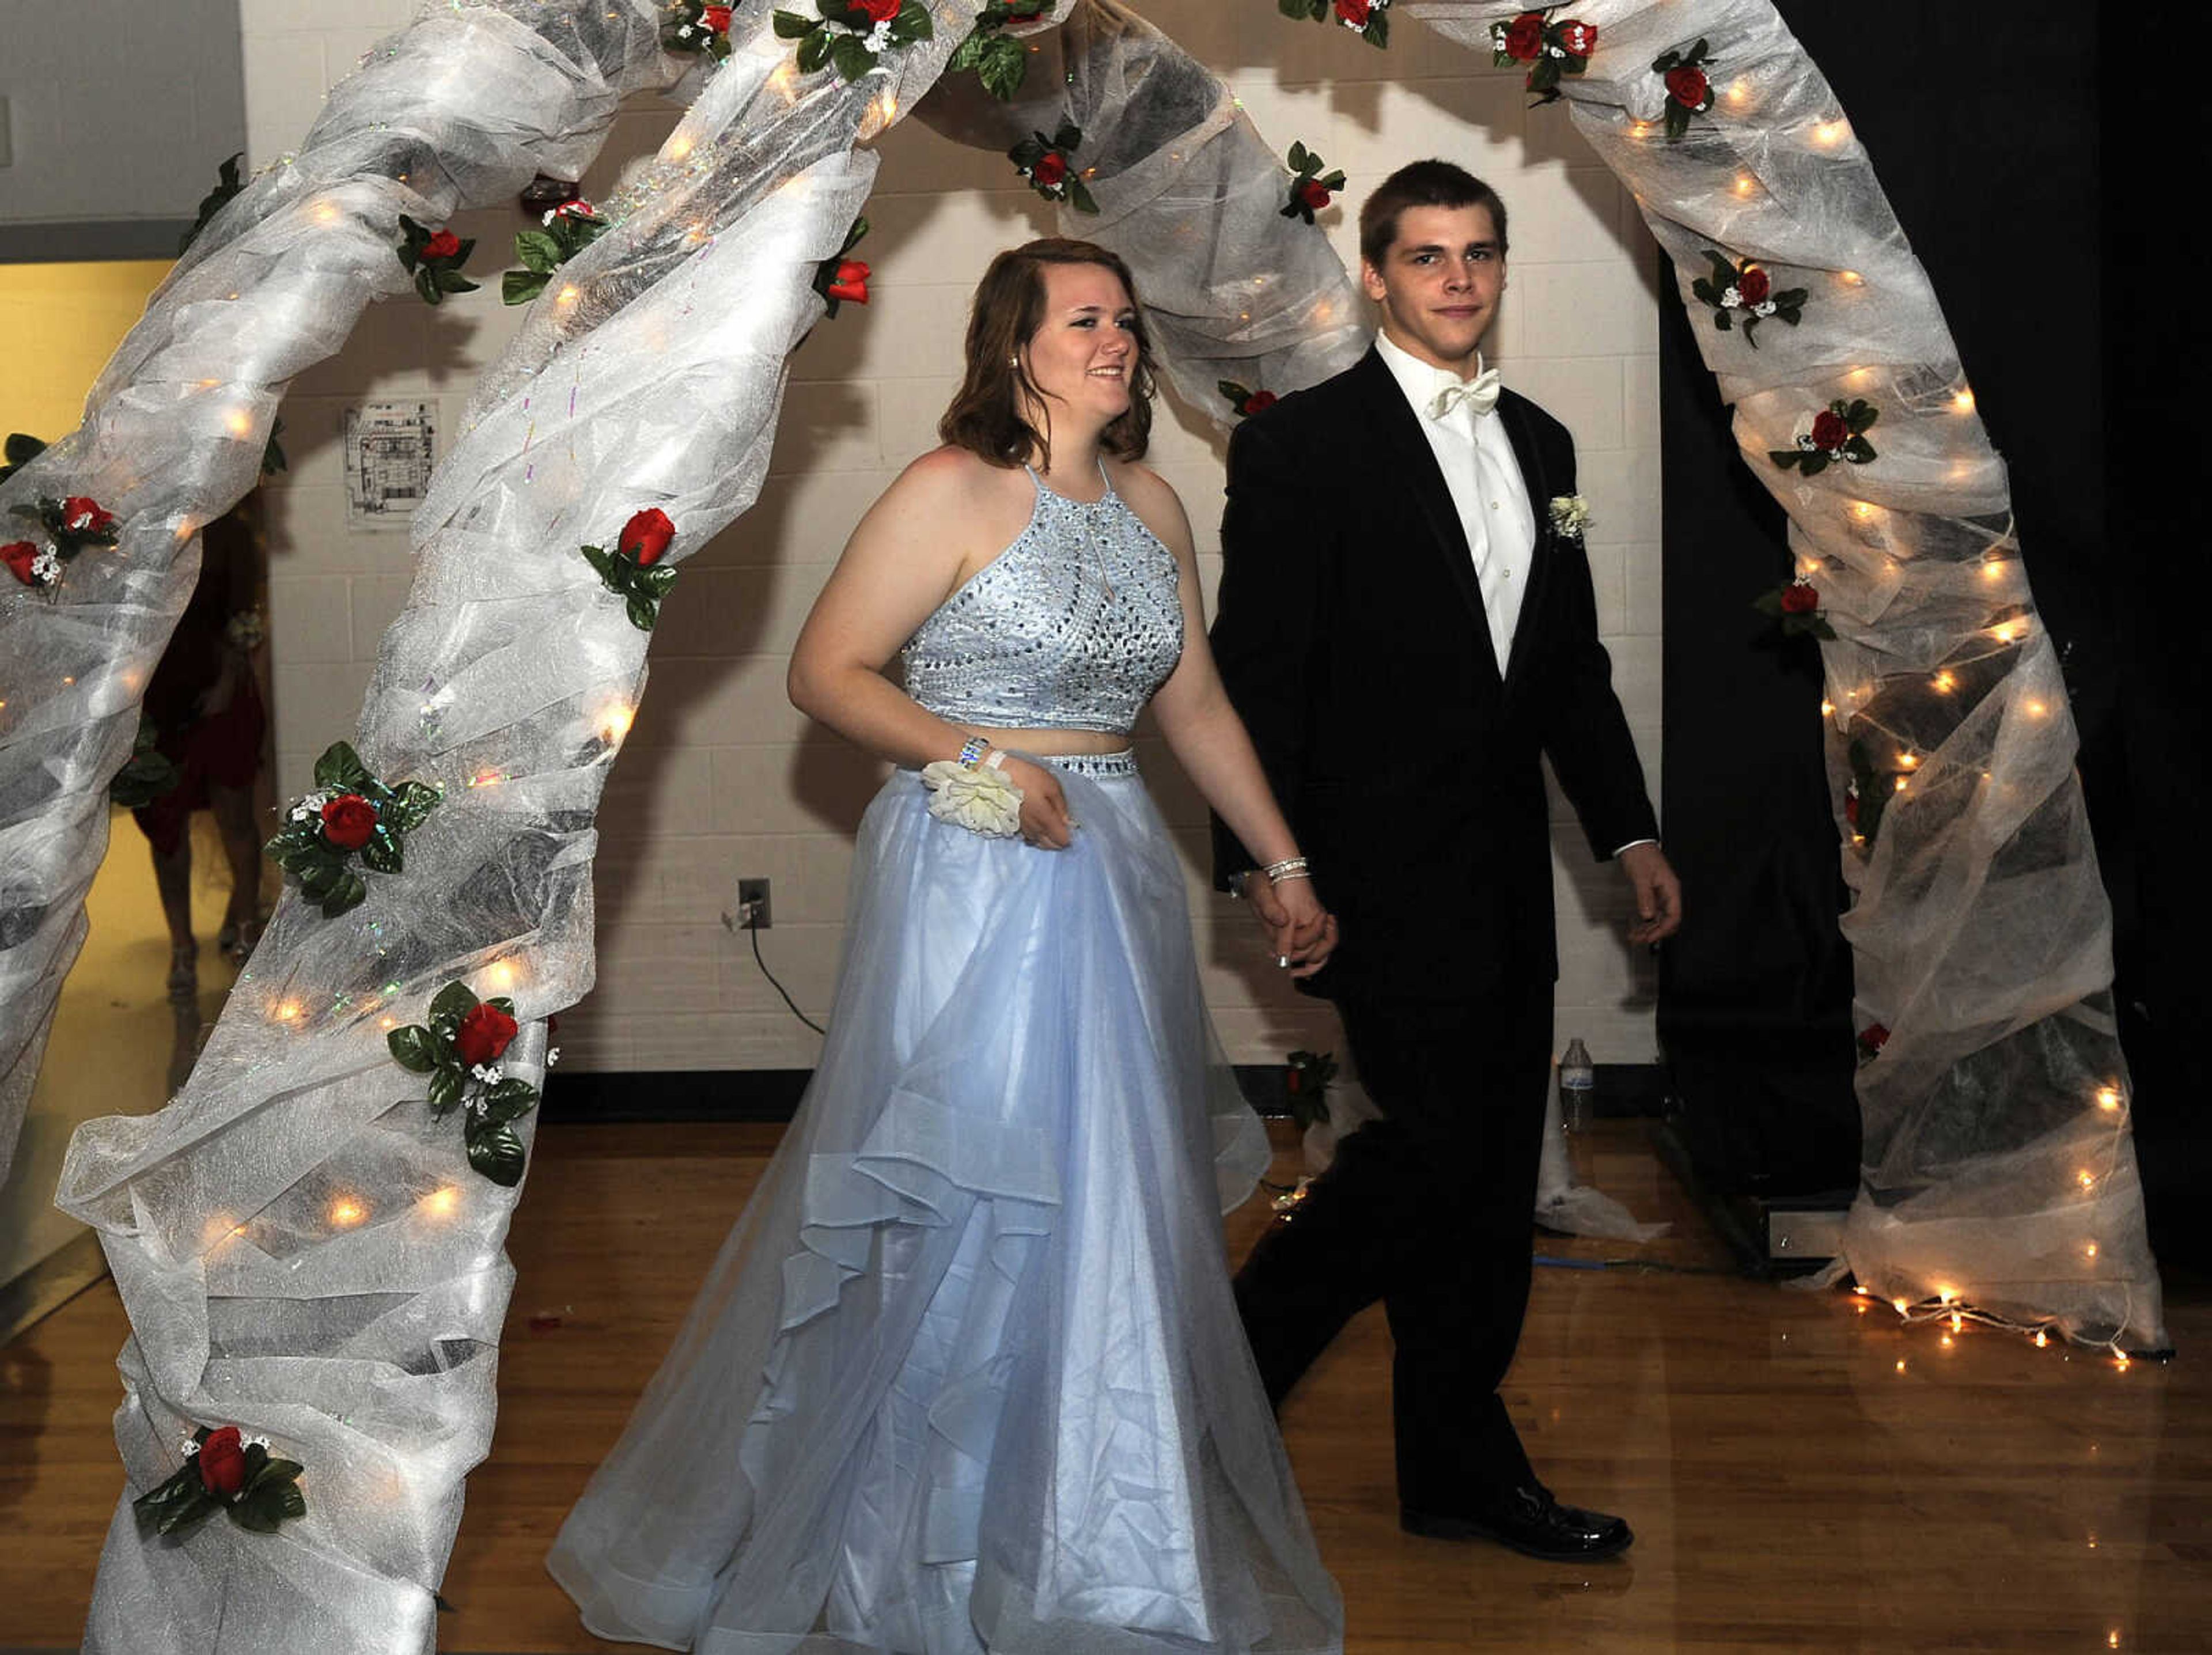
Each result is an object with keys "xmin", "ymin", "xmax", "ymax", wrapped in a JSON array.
[{"xmin": 900, "ymin": 465, "xmax": 1185, "ymax": 734}]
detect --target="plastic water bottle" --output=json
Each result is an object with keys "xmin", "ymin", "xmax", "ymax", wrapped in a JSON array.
[{"xmin": 1559, "ymin": 1037, "xmax": 1596, "ymax": 1138}]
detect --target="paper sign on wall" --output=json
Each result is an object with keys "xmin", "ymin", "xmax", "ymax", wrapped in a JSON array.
[{"xmin": 343, "ymin": 401, "xmax": 437, "ymax": 529}]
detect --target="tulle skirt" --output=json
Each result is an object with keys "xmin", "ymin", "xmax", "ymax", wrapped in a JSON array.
[{"xmin": 548, "ymin": 751, "xmax": 1344, "ymax": 1654}]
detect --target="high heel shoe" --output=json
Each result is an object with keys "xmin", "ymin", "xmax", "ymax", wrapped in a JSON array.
[{"xmin": 223, "ymin": 917, "xmax": 263, "ymax": 965}]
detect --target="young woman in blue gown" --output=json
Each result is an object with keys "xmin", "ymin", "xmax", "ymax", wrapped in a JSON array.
[{"xmin": 548, "ymin": 240, "xmax": 1344, "ymax": 1654}]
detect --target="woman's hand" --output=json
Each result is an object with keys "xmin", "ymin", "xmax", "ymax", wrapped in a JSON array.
[
  {"xmin": 998, "ymin": 756, "xmax": 1076, "ymax": 850},
  {"xmin": 1248, "ymin": 873, "xmax": 1338, "ymax": 979}
]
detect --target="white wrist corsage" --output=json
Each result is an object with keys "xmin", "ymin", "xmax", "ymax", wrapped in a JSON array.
[
  {"xmin": 920, "ymin": 759, "xmax": 1024, "ymax": 838},
  {"xmin": 1548, "ymin": 494, "xmax": 1593, "ymax": 541}
]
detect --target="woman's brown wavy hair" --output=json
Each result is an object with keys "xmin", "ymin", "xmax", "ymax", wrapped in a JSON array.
[{"xmin": 938, "ymin": 238, "xmax": 1157, "ymax": 473}]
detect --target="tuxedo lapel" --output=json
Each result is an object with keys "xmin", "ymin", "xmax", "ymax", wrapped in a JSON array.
[
  {"xmin": 1349, "ymin": 350, "xmax": 1503, "ymax": 681},
  {"xmin": 1495, "ymin": 391, "xmax": 1554, "ymax": 692}
]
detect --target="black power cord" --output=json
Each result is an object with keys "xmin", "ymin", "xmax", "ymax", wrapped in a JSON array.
[{"xmin": 748, "ymin": 922, "xmax": 825, "ymax": 1037}]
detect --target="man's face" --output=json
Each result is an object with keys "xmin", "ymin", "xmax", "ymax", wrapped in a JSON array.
[{"xmin": 1360, "ymin": 202, "xmax": 1506, "ymax": 373}]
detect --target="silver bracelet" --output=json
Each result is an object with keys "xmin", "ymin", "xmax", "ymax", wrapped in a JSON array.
[{"xmin": 1263, "ymin": 857, "xmax": 1310, "ymax": 884}]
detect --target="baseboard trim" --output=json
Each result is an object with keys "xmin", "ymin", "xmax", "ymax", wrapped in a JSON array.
[
  {"xmin": 0, "ymin": 1229, "xmax": 109, "ymax": 1346},
  {"xmin": 544, "ymin": 1062, "xmax": 1671, "ymax": 1124}
]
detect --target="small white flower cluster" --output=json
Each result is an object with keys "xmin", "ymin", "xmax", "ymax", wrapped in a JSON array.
[
  {"xmin": 1340, "ymin": 0, "xmax": 1389, "ymax": 32},
  {"xmin": 469, "ymin": 1062, "xmax": 505, "ymax": 1084},
  {"xmin": 65, "ymin": 504, "xmax": 103, "ymax": 533},
  {"xmin": 28, "ymin": 545, "xmax": 62, "ymax": 586},
  {"xmin": 546, "ymin": 1046, "xmax": 562, "ymax": 1066},
  {"xmin": 1718, "ymin": 285, "xmax": 1778, "ymax": 318},
  {"xmin": 865, "ymin": 19, "xmax": 894, "ymax": 51},
  {"xmin": 287, "ymin": 787, "xmax": 334, "ymax": 824},
  {"xmin": 1548, "ymin": 493, "xmax": 1594, "ymax": 540}
]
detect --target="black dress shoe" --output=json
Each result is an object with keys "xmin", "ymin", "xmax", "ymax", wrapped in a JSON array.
[{"xmin": 1400, "ymin": 1484, "xmax": 1633, "ymax": 1561}]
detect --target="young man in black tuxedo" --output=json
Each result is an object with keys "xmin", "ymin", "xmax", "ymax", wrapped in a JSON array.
[{"xmin": 1210, "ymin": 160, "xmax": 1683, "ymax": 1561}]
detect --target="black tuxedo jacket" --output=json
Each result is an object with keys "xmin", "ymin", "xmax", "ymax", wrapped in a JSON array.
[{"xmin": 1209, "ymin": 347, "xmax": 1658, "ymax": 1004}]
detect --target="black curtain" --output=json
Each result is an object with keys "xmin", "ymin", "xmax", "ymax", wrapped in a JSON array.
[{"xmin": 1657, "ymin": 2, "xmax": 2210, "ymax": 1263}]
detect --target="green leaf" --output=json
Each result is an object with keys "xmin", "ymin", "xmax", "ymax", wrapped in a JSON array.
[
  {"xmin": 429, "ymin": 1063, "xmax": 467, "ymax": 1114},
  {"xmin": 359, "ymin": 830, "xmax": 403, "ymax": 875},
  {"xmin": 514, "ymin": 229, "xmax": 560, "ymax": 274},
  {"xmin": 978, "ymin": 33, "xmax": 1027, "ymax": 98},
  {"xmin": 416, "ymin": 267, "xmax": 442, "ymax": 306},
  {"xmin": 1529, "ymin": 55, "xmax": 1559, "ymax": 93},
  {"xmin": 1366, "ymin": 10, "xmax": 1388, "ymax": 46},
  {"xmin": 434, "ymin": 268, "xmax": 480, "ymax": 296},
  {"xmin": 1653, "ymin": 49, "xmax": 1680, "ymax": 70},
  {"xmin": 947, "ymin": 29, "xmax": 987, "ymax": 71},
  {"xmin": 388, "ymin": 1024, "xmax": 440, "ymax": 1073},
  {"xmin": 384, "ymin": 780, "xmax": 441, "ymax": 834},
  {"xmin": 1714, "ymin": 311, "xmax": 1733, "ymax": 331},
  {"xmin": 297, "ymin": 859, "xmax": 343, "ymax": 900},
  {"xmin": 479, "ymin": 1079, "xmax": 541, "ymax": 1123},
  {"xmin": 486, "ymin": 997, "xmax": 516, "ymax": 1016},
  {"xmin": 1842, "ymin": 435, "xmax": 1877, "ymax": 464},
  {"xmin": 772, "ymin": 7, "xmax": 815, "ymax": 35},
  {"xmin": 1287, "ymin": 141, "xmax": 1309, "ymax": 172},
  {"xmin": 1319, "ymin": 169, "xmax": 1345, "ymax": 190},
  {"xmin": 889, "ymin": 1, "xmax": 932, "ymax": 44},
  {"xmin": 797, "ymin": 28, "xmax": 832, "ymax": 72},
  {"xmin": 1008, "ymin": 135, "xmax": 1044, "ymax": 168},
  {"xmin": 579, "ymin": 544, "xmax": 615, "ymax": 583},
  {"xmin": 315, "ymin": 743, "xmax": 369, "ymax": 790},
  {"xmin": 1798, "ymin": 452, "xmax": 1832, "ymax": 478},
  {"xmin": 467, "ymin": 1121, "xmax": 529, "ymax": 1187},
  {"xmin": 1770, "ymin": 449, "xmax": 1803, "ymax": 471},
  {"xmin": 1066, "ymin": 178, "xmax": 1099, "ymax": 215},
  {"xmin": 1052, "ymin": 119, "xmax": 1082, "ymax": 152},
  {"xmin": 430, "ymin": 981, "xmax": 480, "ymax": 1027},
  {"xmin": 1741, "ymin": 316, "xmax": 1760, "ymax": 347},
  {"xmin": 1278, "ymin": 0, "xmax": 1309, "ymax": 16},
  {"xmin": 624, "ymin": 592, "xmax": 660, "ymax": 631},
  {"xmin": 321, "ymin": 870, "xmax": 368, "ymax": 916},
  {"xmin": 639, "ymin": 564, "xmax": 679, "ymax": 598},
  {"xmin": 1219, "ymin": 380, "xmax": 1251, "ymax": 404},
  {"xmin": 1664, "ymin": 101, "xmax": 1690, "ymax": 142},
  {"xmin": 830, "ymin": 32, "xmax": 874, "ymax": 82},
  {"xmin": 1846, "ymin": 399, "xmax": 1879, "ymax": 431}
]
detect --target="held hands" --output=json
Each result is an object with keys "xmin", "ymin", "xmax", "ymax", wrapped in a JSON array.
[
  {"xmin": 1243, "ymin": 870, "xmax": 1339, "ymax": 979},
  {"xmin": 1619, "ymin": 841, "xmax": 1684, "ymax": 945}
]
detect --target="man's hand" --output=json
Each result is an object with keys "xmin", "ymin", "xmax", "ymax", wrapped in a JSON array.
[
  {"xmin": 1618, "ymin": 842, "xmax": 1683, "ymax": 945},
  {"xmin": 1239, "ymin": 872, "xmax": 1339, "ymax": 978}
]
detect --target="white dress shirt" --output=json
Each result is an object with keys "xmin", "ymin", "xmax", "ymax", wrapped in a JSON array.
[
  {"xmin": 1372, "ymin": 332, "xmax": 1658, "ymax": 862},
  {"xmin": 1373, "ymin": 330, "xmax": 1535, "ymax": 676}
]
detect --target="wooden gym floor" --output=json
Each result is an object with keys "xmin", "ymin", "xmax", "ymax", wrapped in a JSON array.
[{"xmin": 5, "ymin": 1119, "xmax": 2207, "ymax": 1653}]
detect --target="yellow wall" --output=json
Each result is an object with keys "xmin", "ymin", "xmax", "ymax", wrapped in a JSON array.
[
  {"xmin": 0, "ymin": 257, "xmax": 176, "ymax": 1297},
  {"xmin": 0, "ymin": 260, "xmax": 172, "ymax": 447}
]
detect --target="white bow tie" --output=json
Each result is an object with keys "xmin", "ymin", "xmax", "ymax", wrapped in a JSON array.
[{"xmin": 1427, "ymin": 366, "xmax": 1502, "ymax": 421}]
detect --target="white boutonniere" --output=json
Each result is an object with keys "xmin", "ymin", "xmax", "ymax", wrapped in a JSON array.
[
  {"xmin": 920, "ymin": 760, "xmax": 1025, "ymax": 838},
  {"xmin": 1548, "ymin": 494, "xmax": 1593, "ymax": 541}
]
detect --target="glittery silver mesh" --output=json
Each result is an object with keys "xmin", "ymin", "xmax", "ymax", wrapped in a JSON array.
[{"xmin": 901, "ymin": 473, "xmax": 1184, "ymax": 735}]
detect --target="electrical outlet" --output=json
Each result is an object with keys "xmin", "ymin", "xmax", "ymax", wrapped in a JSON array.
[{"xmin": 733, "ymin": 877, "xmax": 771, "ymax": 930}]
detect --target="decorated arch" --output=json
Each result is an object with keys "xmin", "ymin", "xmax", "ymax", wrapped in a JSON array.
[{"xmin": 0, "ymin": 0, "xmax": 2160, "ymax": 1643}]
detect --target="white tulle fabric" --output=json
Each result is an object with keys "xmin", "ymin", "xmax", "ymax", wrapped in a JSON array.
[
  {"xmin": 550, "ymin": 759, "xmax": 1341, "ymax": 1652},
  {"xmin": 1407, "ymin": 0, "xmax": 2162, "ymax": 1349}
]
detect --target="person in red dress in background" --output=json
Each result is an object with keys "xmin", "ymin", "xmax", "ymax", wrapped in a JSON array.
[{"xmin": 129, "ymin": 494, "xmax": 271, "ymax": 1004}]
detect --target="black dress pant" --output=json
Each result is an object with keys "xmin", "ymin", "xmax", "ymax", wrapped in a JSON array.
[{"xmin": 1233, "ymin": 976, "xmax": 1555, "ymax": 1513}]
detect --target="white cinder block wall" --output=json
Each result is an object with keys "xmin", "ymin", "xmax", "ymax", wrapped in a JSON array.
[{"xmin": 241, "ymin": 1, "xmax": 1664, "ymax": 1075}]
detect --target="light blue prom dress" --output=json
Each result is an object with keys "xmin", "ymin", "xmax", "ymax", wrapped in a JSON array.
[{"xmin": 548, "ymin": 466, "xmax": 1344, "ymax": 1653}]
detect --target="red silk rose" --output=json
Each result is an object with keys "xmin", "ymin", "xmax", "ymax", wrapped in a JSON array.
[
  {"xmin": 2, "ymin": 542, "xmax": 37, "ymax": 585},
  {"xmin": 1737, "ymin": 266, "xmax": 1771, "ymax": 305},
  {"xmin": 1861, "ymin": 1022, "xmax": 1889, "ymax": 1052},
  {"xmin": 320, "ymin": 793, "xmax": 378, "ymax": 850},
  {"xmin": 702, "ymin": 3, "xmax": 732, "ymax": 28},
  {"xmin": 1664, "ymin": 65, "xmax": 1709, "ymax": 108},
  {"xmin": 619, "ymin": 507, "xmax": 677, "ymax": 566},
  {"xmin": 198, "ymin": 1427, "xmax": 249, "ymax": 1497},
  {"xmin": 1810, "ymin": 409, "xmax": 1850, "ymax": 450},
  {"xmin": 1779, "ymin": 581, "xmax": 1820, "ymax": 615},
  {"xmin": 1242, "ymin": 391, "xmax": 1278, "ymax": 415},
  {"xmin": 1030, "ymin": 151, "xmax": 1069, "ymax": 188},
  {"xmin": 1502, "ymin": 12, "xmax": 1545, "ymax": 59},
  {"xmin": 63, "ymin": 496, "xmax": 116, "ymax": 535},
  {"xmin": 1334, "ymin": 0, "xmax": 1372, "ymax": 26},
  {"xmin": 1844, "ymin": 788, "xmax": 1860, "ymax": 825},
  {"xmin": 1298, "ymin": 179, "xmax": 1332, "ymax": 211},
  {"xmin": 1558, "ymin": 18, "xmax": 1597, "ymax": 56},
  {"xmin": 422, "ymin": 229, "xmax": 462, "ymax": 260},
  {"xmin": 826, "ymin": 260, "xmax": 871, "ymax": 305},
  {"xmin": 456, "ymin": 1002, "xmax": 520, "ymax": 1067},
  {"xmin": 858, "ymin": 0, "xmax": 900, "ymax": 21}
]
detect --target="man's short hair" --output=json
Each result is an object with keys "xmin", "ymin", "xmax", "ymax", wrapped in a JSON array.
[{"xmin": 1359, "ymin": 160, "xmax": 1510, "ymax": 267}]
